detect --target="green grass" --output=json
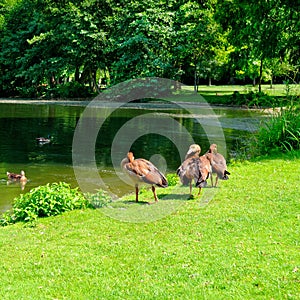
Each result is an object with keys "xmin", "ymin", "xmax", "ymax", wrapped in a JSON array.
[
  {"xmin": 0, "ymin": 152, "xmax": 299, "ymax": 299},
  {"xmin": 167, "ymin": 84, "xmax": 299, "ymax": 105},
  {"xmin": 188, "ymin": 84, "xmax": 298, "ymax": 97}
]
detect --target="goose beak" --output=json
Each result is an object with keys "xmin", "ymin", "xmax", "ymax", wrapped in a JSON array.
[{"xmin": 186, "ymin": 148, "xmax": 194, "ymax": 156}]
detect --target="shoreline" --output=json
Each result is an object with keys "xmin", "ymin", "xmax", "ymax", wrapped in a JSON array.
[{"xmin": 0, "ymin": 98, "xmax": 266, "ymax": 112}]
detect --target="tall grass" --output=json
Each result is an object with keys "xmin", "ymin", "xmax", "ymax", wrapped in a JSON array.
[{"xmin": 255, "ymin": 101, "xmax": 300, "ymax": 155}]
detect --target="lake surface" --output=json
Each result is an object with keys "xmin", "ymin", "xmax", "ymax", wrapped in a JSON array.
[{"xmin": 0, "ymin": 100, "xmax": 264, "ymax": 212}]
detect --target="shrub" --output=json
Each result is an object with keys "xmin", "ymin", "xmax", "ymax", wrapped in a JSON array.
[
  {"xmin": 166, "ymin": 173, "xmax": 179, "ymax": 186},
  {"xmin": 230, "ymin": 91, "xmax": 275, "ymax": 107},
  {"xmin": 15, "ymin": 86, "xmax": 37, "ymax": 98},
  {"xmin": 46, "ymin": 82, "xmax": 93, "ymax": 99},
  {"xmin": 84, "ymin": 189, "xmax": 113, "ymax": 208},
  {"xmin": 0, "ymin": 182, "xmax": 91, "ymax": 226},
  {"xmin": 255, "ymin": 103, "xmax": 300, "ymax": 155}
]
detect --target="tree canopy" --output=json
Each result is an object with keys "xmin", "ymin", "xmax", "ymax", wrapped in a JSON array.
[{"xmin": 0, "ymin": 0, "xmax": 298, "ymax": 97}]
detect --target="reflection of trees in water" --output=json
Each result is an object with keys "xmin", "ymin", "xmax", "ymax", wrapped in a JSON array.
[
  {"xmin": 0, "ymin": 103, "xmax": 261, "ymax": 167},
  {"xmin": 0, "ymin": 104, "xmax": 83, "ymax": 164}
]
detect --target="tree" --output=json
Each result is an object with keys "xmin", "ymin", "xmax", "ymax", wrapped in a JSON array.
[
  {"xmin": 174, "ymin": 0, "xmax": 227, "ymax": 91},
  {"xmin": 0, "ymin": 0, "xmax": 112, "ymax": 97},
  {"xmin": 106, "ymin": 0, "xmax": 176, "ymax": 85},
  {"xmin": 216, "ymin": 0, "xmax": 300, "ymax": 90}
]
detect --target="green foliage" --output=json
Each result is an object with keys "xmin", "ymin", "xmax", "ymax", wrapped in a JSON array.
[
  {"xmin": 0, "ymin": 0, "xmax": 298, "ymax": 97},
  {"xmin": 230, "ymin": 91, "xmax": 275, "ymax": 107},
  {"xmin": 84, "ymin": 189, "xmax": 113, "ymax": 208},
  {"xmin": 0, "ymin": 182, "xmax": 91, "ymax": 226},
  {"xmin": 15, "ymin": 86, "xmax": 38, "ymax": 98},
  {"xmin": 216, "ymin": 0, "xmax": 299, "ymax": 91},
  {"xmin": 0, "ymin": 0, "xmax": 109, "ymax": 97},
  {"xmin": 108, "ymin": 2, "xmax": 176, "ymax": 84},
  {"xmin": 255, "ymin": 103, "xmax": 300, "ymax": 155},
  {"xmin": 166, "ymin": 173, "xmax": 179, "ymax": 186},
  {"xmin": 47, "ymin": 82, "xmax": 94, "ymax": 99}
]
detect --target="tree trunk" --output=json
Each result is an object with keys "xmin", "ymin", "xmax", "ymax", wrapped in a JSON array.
[
  {"xmin": 194, "ymin": 67, "xmax": 197, "ymax": 93},
  {"xmin": 174, "ymin": 80, "xmax": 181, "ymax": 91},
  {"xmin": 258, "ymin": 58, "xmax": 263, "ymax": 93},
  {"xmin": 174, "ymin": 65, "xmax": 182, "ymax": 91},
  {"xmin": 208, "ymin": 76, "xmax": 212, "ymax": 86},
  {"xmin": 270, "ymin": 76, "xmax": 273, "ymax": 89},
  {"xmin": 75, "ymin": 66, "xmax": 80, "ymax": 82}
]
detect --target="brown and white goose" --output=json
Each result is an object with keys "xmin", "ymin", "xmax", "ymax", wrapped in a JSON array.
[
  {"xmin": 176, "ymin": 144, "xmax": 211, "ymax": 198},
  {"xmin": 206, "ymin": 144, "xmax": 230, "ymax": 187},
  {"xmin": 121, "ymin": 152, "xmax": 168, "ymax": 203}
]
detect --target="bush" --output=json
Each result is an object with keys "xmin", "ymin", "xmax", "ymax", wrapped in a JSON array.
[
  {"xmin": 0, "ymin": 182, "xmax": 91, "ymax": 226},
  {"xmin": 166, "ymin": 173, "xmax": 179, "ymax": 186},
  {"xmin": 255, "ymin": 103, "xmax": 300, "ymax": 155},
  {"xmin": 84, "ymin": 189, "xmax": 112, "ymax": 208},
  {"xmin": 46, "ymin": 82, "xmax": 93, "ymax": 99},
  {"xmin": 230, "ymin": 91, "xmax": 275, "ymax": 107},
  {"xmin": 15, "ymin": 86, "xmax": 37, "ymax": 98}
]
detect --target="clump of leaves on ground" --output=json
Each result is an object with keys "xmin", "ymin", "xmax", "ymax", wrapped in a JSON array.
[
  {"xmin": 166, "ymin": 173, "xmax": 179, "ymax": 186},
  {"xmin": 0, "ymin": 182, "xmax": 90, "ymax": 226},
  {"xmin": 84, "ymin": 189, "xmax": 113, "ymax": 208},
  {"xmin": 0, "ymin": 182, "xmax": 112, "ymax": 226}
]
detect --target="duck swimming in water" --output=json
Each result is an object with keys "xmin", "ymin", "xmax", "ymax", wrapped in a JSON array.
[
  {"xmin": 6, "ymin": 170, "xmax": 27, "ymax": 190},
  {"xmin": 7, "ymin": 170, "xmax": 27, "ymax": 182},
  {"xmin": 36, "ymin": 135, "xmax": 52, "ymax": 145}
]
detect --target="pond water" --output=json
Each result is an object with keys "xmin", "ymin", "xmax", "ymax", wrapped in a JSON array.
[{"xmin": 0, "ymin": 100, "xmax": 264, "ymax": 212}]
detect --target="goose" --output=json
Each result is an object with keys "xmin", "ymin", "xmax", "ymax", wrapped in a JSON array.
[
  {"xmin": 206, "ymin": 144, "xmax": 230, "ymax": 187},
  {"xmin": 121, "ymin": 152, "xmax": 168, "ymax": 203},
  {"xmin": 176, "ymin": 144, "xmax": 211, "ymax": 198},
  {"xmin": 184, "ymin": 143, "xmax": 201, "ymax": 160}
]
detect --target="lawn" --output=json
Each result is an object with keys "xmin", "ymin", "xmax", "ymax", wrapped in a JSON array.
[
  {"xmin": 170, "ymin": 84, "xmax": 299, "ymax": 105},
  {"xmin": 189, "ymin": 84, "xmax": 297, "ymax": 96},
  {"xmin": 0, "ymin": 151, "xmax": 299, "ymax": 299}
]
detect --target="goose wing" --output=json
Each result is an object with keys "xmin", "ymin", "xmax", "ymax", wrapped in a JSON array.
[
  {"xmin": 125, "ymin": 158, "xmax": 168, "ymax": 187},
  {"xmin": 177, "ymin": 157, "xmax": 200, "ymax": 185},
  {"xmin": 211, "ymin": 153, "xmax": 230, "ymax": 179}
]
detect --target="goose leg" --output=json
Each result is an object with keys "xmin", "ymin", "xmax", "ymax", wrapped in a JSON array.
[
  {"xmin": 198, "ymin": 187, "xmax": 202, "ymax": 196},
  {"xmin": 135, "ymin": 184, "xmax": 139, "ymax": 202},
  {"xmin": 210, "ymin": 173, "xmax": 214, "ymax": 187},
  {"xmin": 150, "ymin": 185, "xmax": 158, "ymax": 204},
  {"xmin": 214, "ymin": 176, "xmax": 218, "ymax": 187},
  {"xmin": 189, "ymin": 181, "xmax": 193, "ymax": 198}
]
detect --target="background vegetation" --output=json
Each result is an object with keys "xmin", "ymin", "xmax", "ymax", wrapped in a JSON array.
[{"xmin": 0, "ymin": 0, "xmax": 299, "ymax": 98}]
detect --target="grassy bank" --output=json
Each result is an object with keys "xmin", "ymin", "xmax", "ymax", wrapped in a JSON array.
[
  {"xmin": 171, "ymin": 84, "xmax": 299, "ymax": 106},
  {"xmin": 1, "ymin": 151, "xmax": 299, "ymax": 299}
]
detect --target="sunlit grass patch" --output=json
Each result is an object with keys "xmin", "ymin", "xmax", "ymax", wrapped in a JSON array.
[
  {"xmin": 102, "ymin": 184, "xmax": 195, "ymax": 222},
  {"xmin": 0, "ymin": 152, "xmax": 299, "ymax": 299}
]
